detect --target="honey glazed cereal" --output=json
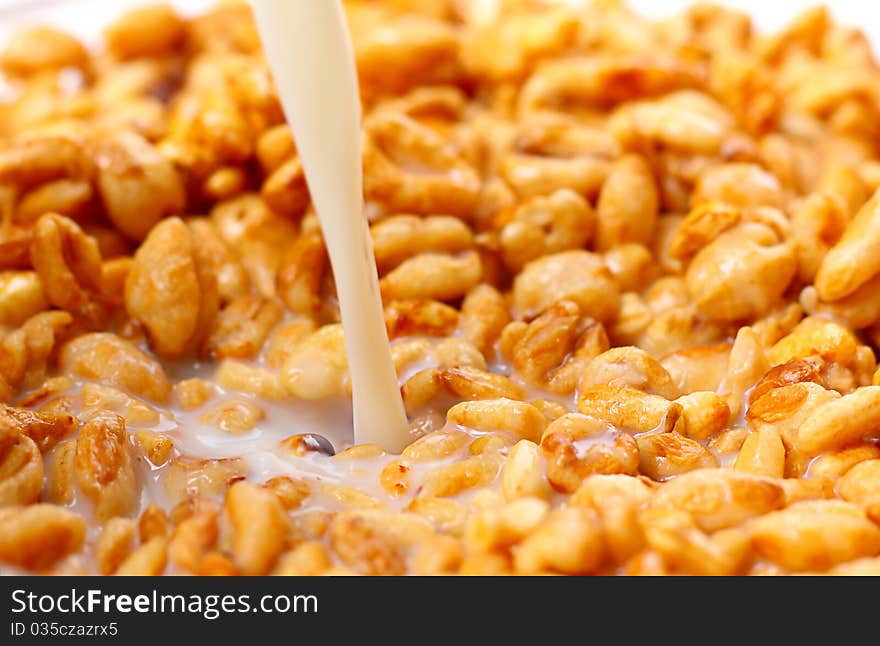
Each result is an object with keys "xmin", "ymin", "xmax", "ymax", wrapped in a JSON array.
[{"xmin": 2, "ymin": 0, "xmax": 880, "ymax": 576}]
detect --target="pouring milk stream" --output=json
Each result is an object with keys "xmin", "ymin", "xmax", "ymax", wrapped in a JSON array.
[{"xmin": 251, "ymin": 0, "xmax": 410, "ymax": 452}]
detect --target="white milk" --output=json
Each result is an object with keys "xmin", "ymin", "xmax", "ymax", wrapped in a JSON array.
[{"xmin": 250, "ymin": 0, "xmax": 409, "ymax": 451}]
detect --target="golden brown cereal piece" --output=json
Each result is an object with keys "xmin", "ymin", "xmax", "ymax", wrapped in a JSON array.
[
  {"xmin": 16, "ymin": 179, "xmax": 92, "ymax": 226},
  {"xmin": 447, "ymin": 399, "xmax": 545, "ymax": 442},
  {"xmin": 596, "ymin": 155, "xmax": 658, "ymax": 251},
  {"xmin": 385, "ymin": 299, "xmax": 459, "ymax": 340},
  {"xmin": 1, "ymin": 26, "xmax": 88, "ymax": 76},
  {"xmin": 837, "ymin": 460, "xmax": 880, "ymax": 520},
  {"xmin": 74, "ymin": 411, "xmax": 137, "ymax": 522},
  {"xmin": 199, "ymin": 399, "xmax": 265, "ymax": 434},
  {"xmin": 96, "ymin": 518, "xmax": 136, "ymax": 575},
  {"xmin": 0, "ymin": 429, "xmax": 42, "ymax": 505},
  {"xmin": 263, "ymin": 476, "xmax": 311, "ymax": 511},
  {"xmin": 364, "ymin": 112, "xmax": 479, "ymax": 216},
  {"xmin": 95, "ymin": 131, "xmax": 186, "ymax": 241},
  {"xmin": 637, "ymin": 433, "xmax": 718, "ymax": 481},
  {"xmin": 104, "ymin": 3, "xmax": 185, "ymax": 59},
  {"xmin": 29, "ymin": 213, "xmax": 106, "ymax": 328},
  {"xmin": 0, "ymin": 403, "xmax": 76, "ymax": 453},
  {"xmin": 796, "ymin": 386, "xmax": 880, "ymax": 456},
  {"xmin": 161, "ymin": 456, "xmax": 245, "ymax": 504},
  {"xmin": 169, "ymin": 510, "xmax": 218, "ymax": 574},
  {"xmin": 0, "ymin": 310, "xmax": 73, "ymax": 394},
  {"xmin": 806, "ymin": 444, "xmax": 880, "ymax": 480},
  {"xmin": 115, "ymin": 537, "xmax": 168, "ymax": 576},
  {"xmin": 419, "ymin": 453, "xmax": 504, "ymax": 499},
  {"xmin": 439, "ymin": 366, "xmax": 525, "ymax": 401},
  {"xmin": 749, "ymin": 357, "xmax": 825, "ymax": 405},
  {"xmin": 767, "ymin": 317, "xmax": 859, "ymax": 368},
  {"xmin": 59, "ymin": 332, "xmax": 171, "ymax": 403},
  {"xmin": 380, "ymin": 251, "xmax": 482, "ymax": 302},
  {"xmin": 750, "ymin": 500, "xmax": 880, "ymax": 572},
  {"xmin": 133, "ymin": 430, "xmax": 174, "ymax": 467},
  {"xmin": 0, "ymin": 271, "xmax": 47, "ymax": 329},
  {"xmin": 275, "ymin": 542, "xmax": 332, "ymax": 576},
  {"xmin": 733, "ymin": 427, "xmax": 785, "ymax": 478},
  {"xmin": 174, "ymin": 378, "xmax": 215, "ymax": 410},
  {"xmin": 276, "ymin": 230, "xmax": 326, "ymax": 316},
  {"xmin": 499, "ymin": 189, "xmax": 594, "ymax": 272},
  {"xmin": 205, "ymin": 294, "xmax": 283, "ymax": 359},
  {"xmin": 281, "ymin": 324, "xmax": 347, "ymax": 399},
  {"xmin": 45, "ymin": 440, "xmax": 75, "ymax": 506},
  {"xmin": 505, "ymin": 300, "xmax": 609, "ymax": 394},
  {"xmin": 815, "ymin": 188, "xmax": 880, "ymax": 301},
  {"xmin": 328, "ymin": 509, "xmax": 433, "ymax": 575},
  {"xmin": 513, "ymin": 507, "xmax": 605, "ymax": 575},
  {"xmin": 639, "ymin": 507, "xmax": 751, "ymax": 576},
  {"xmin": 501, "ymin": 440, "xmax": 552, "ymax": 502},
  {"xmin": 513, "ymin": 250, "xmax": 620, "ymax": 321},
  {"xmin": 138, "ymin": 503, "xmax": 169, "ymax": 543},
  {"xmin": 226, "ymin": 482, "xmax": 288, "ymax": 576},
  {"xmin": 571, "ymin": 474, "xmax": 654, "ymax": 564},
  {"xmin": 693, "ymin": 163, "xmax": 784, "ymax": 209},
  {"xmin": 648, "ymin": 468, "xmax": 785, "ymax": 532},
  {"xmin": 660, "ymin": 343, "xmax": 732, "ymax": 393},
  {"xmin": 685, "ymin": 223, "xmax": 796, "ymax": 322},
  {"xmin": 542, "ymin": 426, "xmax": 640, "ymax": 493},
  {"xmin": 215, "ymin": 360, "xmax": 285, "ymax": 401},
  {"xmin": 264, "ymin": 318, "xmax": 316, "ymax": 368},
  {"xmin": 261, "ymin": 156, "xmax": 310, "ymax": 219},
  {"xmin": 125, "ymin": 217, "xmax": 218, "ymax": 358},
  {"xmin": 372, "ymin": 215, "xmax": 474, "ymax": 272},
  {"xmin": 578, "ymin": 385, "xmax": 681, "ymax": 434},
  {"xmin": 675, "ymin": 392, "xmax": 731, "ymax": 440},
  {"xmin": 465, "ymin": 497, "xmax": 549, "ymax": 552},
  {"xmin": 81, "ymin": 382, "xmax": 159, "ymax": 426},
  {"xmin": 581, "ymin": 346, "xmax": 680, "ymax": 399},
  {"xmin": 0, "ymin": 505, "xmax": 85, "ymax": 570}
]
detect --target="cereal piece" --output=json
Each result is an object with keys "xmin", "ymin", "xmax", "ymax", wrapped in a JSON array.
[
  {"xmin": 648, "ymin": 469, "xmax": 784, "ymax": 532},
  {"xmin": 501, "ymin": 440, "xmax": 552, "ymax": 501},
  {"xmin": 0, "ymin": 505, "xmax": 85, "ymax": 570},
  {"xmin": 74, "ymin": 411, "xmax": 137, "ymax": 522},
  {"xmin": 578, "ymin": 385, "xmax": 681, "ymax": 434},
  {"xmin": 281, "ymin": 324, "xmax": 347, "ymax": 399},
  {"xmin": 815, "ymin": 189, "xmax": 880, "ymax": 301},
  {"xmin": 796, "ymin": 386, "xmax": 880, "ymax": 455},
  {"xmin": 59, "ymin": 332, "xmax": 172, "ymax": 403},
  {"xmin": 168, "ymin": 511, "xmax": 218, "ymax": 573},
  {"xmin": 637, "ymin": 433, "xmax": 718, "ymax": 481},
  {"xmin": 0, "ymin": 430, "xmax": 42, "ymax": 505},
  {"xmin": 447, "ymin": 398, "xmax": 545, "ymax": 442},
  {"xmin": 104, "ymin": 3, "xmax": 185, "ymax": 59},
  {"xmin": 226, "ymin": 482, "xmax": 287, "ymax": 575},
  {"xmin": 596, "ymin": 155, "xmax": 658, "ymax": 250},
  {"xmin": 275, "ymin": 542, "xmax": 331, "ymax": 576},
  {"xmin": 95, "ymin": 131, "xmax": 186, "ymax": 241},
  {"xmin": 1, "ymin": 26, "xmax": 88, "ymax": 76},
  {"xmin": 162, "ymin": 456, "xmax": 245, "ymax": 504},
  {"xmin": 174, "ymin": 378, "xmax": 215, "ymax": 410},
  {"xmin": 96, "ymin": 518, "xmax": 136, "ymax": 575},
  {"xmin": 205, "ymin": 294, "xmax": 283, "ymax": 360},
  {"xmin": 115, "ymin": 537, "xmax": 168, "ymax": 576},
  {"xmin": 215, "ymin": 360, "xmax": 285, "ymax": 400},
  {"xmin": 125, "ymin": 217, "xmax": 218, "ymax": 358},
  {"xmin": 0, "ymin": 271, "xmax": 48, "ymax": 329},
  {"xmin": 513, "ymin": 250, "xmax": 620, "ymax": 321},
  {"xmin": 133, "ymin": 430, "xmax": 174, "ymax": 467},
  {"xmin": 200, "ymin": 399, "xmax": 264, "ymax": 434},
  {"xmin": 513, "ymin": 507, "xmax": 605, "ymax": 575},
  {"xmin": 138, "ymin": 503, "xmax": 170, "ymax": 542},
  {"xmin": 750, "ymin": 500, "xmax": 880, "ymax": 571},
  {"xmin": 733, "ymin": 427, "xmax": 785, "ymax": 478},
  {"xmin": 372, "ymin": 215, "xmax": 474, "ymax": 272},
  {"xmin": 380, "ymin": 251, "xmax": 482, "ymax": 302}
]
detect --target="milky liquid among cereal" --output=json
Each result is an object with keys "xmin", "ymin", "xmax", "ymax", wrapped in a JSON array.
[{"xmin": 250, "ymin": 0, "xmax": 409, "ymax": 451}]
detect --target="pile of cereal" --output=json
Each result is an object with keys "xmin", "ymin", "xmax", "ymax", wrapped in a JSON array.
[{"xmin": 2, "ymin": 0, "xmax": 880, "ymax": 575}]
